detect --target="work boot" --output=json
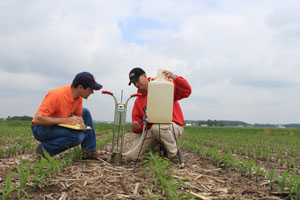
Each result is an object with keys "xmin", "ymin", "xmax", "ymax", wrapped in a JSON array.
[
  {"xmin": 83, "ymin": 151, "xmax": 102, "ymax": 160},
  {"xmin": 170, "ymin": 154, "xmax": 185, "ymax": 168},
  {"xmin": 170, "ymin": 155, "xmax": 181, "ymax": 164},
  {"xmin": 35, "ymin": 144, "xmax": 48, "ymax": 161}
]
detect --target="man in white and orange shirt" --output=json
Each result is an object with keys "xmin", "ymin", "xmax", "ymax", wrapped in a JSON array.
[
  {"xmin": 31, "ymin": 72, "xmax": 102, "ymax": 159},
  {"xmin": 126, "ymin": 67, "xmax": 192, "ymax": 164}
]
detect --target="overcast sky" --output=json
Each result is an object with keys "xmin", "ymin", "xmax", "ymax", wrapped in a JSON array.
[{"xmin": 1, "ymin": 0, "xmax": 300, "ymax": 124}]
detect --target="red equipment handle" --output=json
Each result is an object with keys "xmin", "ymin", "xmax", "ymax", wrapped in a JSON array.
[
  {"xmin": 102, "ymin": 90, "xmax": 114, "ymax": 96},
  {"xmin": 131, "ymin": 93, "xmax": 142, "ymax": 98}
]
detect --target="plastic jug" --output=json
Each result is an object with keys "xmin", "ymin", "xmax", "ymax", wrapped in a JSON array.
[{"xmin": 147, "ymin": 69, "xmax": 174, "ymax": 123}]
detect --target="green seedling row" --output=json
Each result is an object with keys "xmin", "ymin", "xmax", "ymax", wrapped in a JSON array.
[
  {"xmin": 143, "ymin": 151, "xmax": 194, "ymax": 200},
  {"xmin": 1, "ymin": 150, "xmax": 73, "ymax": 200},
  {"xmin": 180, "ymin": 126, "xmax": 300, "ymax": 198}
]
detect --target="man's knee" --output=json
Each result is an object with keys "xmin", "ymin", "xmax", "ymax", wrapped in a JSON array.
[
  {"xmin": 82, "ymin": 108, "xmax": 91, "ymax": 117},
  {"xmin": 82, "ymin": 108, "xmax": 94, "ymax": 125}
]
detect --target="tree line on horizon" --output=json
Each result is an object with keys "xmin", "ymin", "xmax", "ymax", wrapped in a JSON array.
[
  {"xmin": 184, "ymin": 119, "xmax": 300, "ymax": 128},
  {"xmin": 0, "ymin": 115, "xmax": 33, "ymax": 121}
]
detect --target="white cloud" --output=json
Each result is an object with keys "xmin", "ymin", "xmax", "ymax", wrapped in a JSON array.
[
  {"xmin": 0, "ymin": 70, "xmax": 53, "ymax": 94},
  {"xmin": 1, "ymin": 0, "xmax": 300, "ymax": 124}
]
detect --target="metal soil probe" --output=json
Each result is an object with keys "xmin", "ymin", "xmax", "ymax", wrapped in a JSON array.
[{"xmin": 102, "ymin": 90, "xmax": 140, "ymax": 165}]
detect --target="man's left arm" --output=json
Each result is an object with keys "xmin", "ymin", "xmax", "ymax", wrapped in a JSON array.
[
  {"xmin": 162, "ymin": 70, "xmax": 192, "ymax": 101},
  {"xmin": 173, "ymin": 76, "xmax": 192, "ymax": 101}
]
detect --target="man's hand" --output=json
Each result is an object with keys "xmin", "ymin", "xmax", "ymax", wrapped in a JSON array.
[
  {"xmin": 65, "ymin": 115, "xmax": 85, "ymax": 126},
  {"xmin": 131, "ymin": 121, "xmax": 141, "ymax": 132},
  {"xmin": 162, "ymin": 70, "xmax": 177, "ymax": 80}
]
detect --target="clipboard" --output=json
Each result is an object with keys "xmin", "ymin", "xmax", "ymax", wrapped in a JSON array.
[{"xmin": 58, "ymin": 124, "xmax": 92, "ymax": 131}]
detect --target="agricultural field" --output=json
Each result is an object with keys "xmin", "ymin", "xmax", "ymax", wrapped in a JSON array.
[{"xmin": 1, "ymin": 120, "xmax": 300, "ymax": 199}]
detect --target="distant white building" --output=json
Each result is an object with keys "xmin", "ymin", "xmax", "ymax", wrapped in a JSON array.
[{"xmin": 277, "ymin": 124, "xmax": 285, "ymax": 128}]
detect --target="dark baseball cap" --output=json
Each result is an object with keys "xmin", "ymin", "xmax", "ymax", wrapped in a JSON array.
[
  {"xmin": 128, "ymin": 67, "xmax": 145, "ymax": 85},
  {"xmin": 73, "ymin": 72, "xmax": 103, "ymax": 90}
]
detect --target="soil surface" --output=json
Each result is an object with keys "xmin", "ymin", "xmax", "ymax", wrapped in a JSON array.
[{"xmin": 0, "ymin": 133, "xmax": 287, "ymax": 200}]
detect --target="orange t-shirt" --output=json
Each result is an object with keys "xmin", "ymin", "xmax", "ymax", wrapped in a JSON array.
[{"xmin": 32, "ymin": 85, "xmax": 83, "ymax": 122}]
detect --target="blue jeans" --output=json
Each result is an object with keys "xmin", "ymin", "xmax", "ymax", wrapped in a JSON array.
[{"xmin": 32, "ymin": 108, "xmax": 96, "ymax": 156}]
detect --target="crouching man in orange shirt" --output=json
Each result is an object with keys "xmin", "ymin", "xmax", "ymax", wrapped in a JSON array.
[{"xmin": 31, "ymin": 72, "xmax": 102, "ymax": 160}]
